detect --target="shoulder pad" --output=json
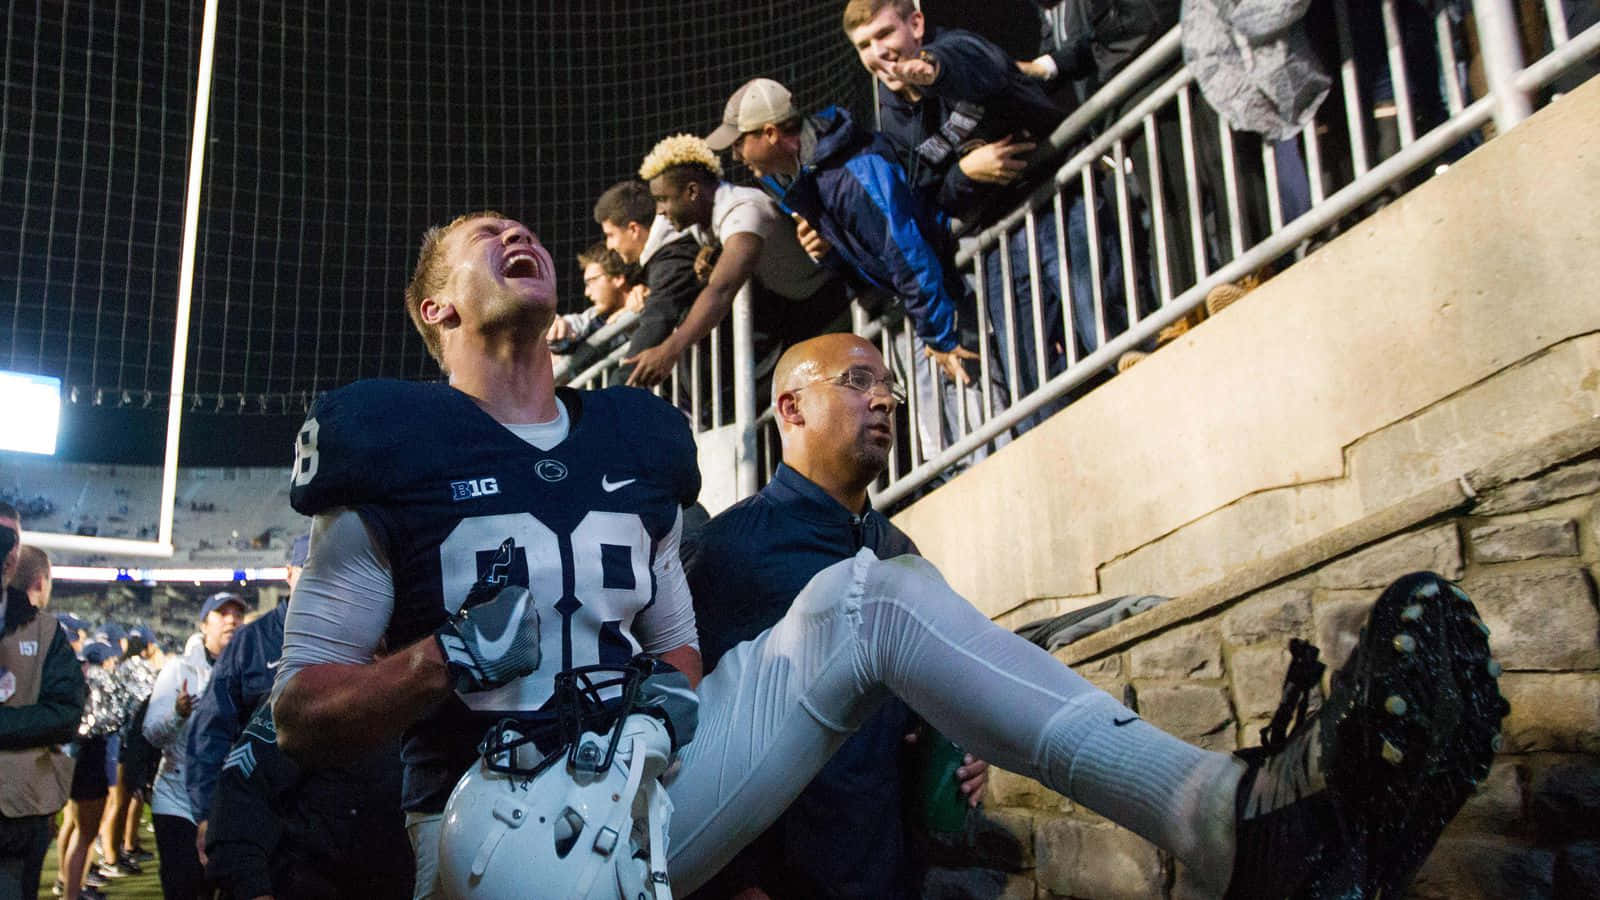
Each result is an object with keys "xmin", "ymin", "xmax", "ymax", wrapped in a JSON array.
[
  {"xmin": 598, "ymin": 387, "xmax": 701, "ymax": 508},
  {"xmin": 288, "ymin": 379, "xmax": 440, "ymax": 515}
]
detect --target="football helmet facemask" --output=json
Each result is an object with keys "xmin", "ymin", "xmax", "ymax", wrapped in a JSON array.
[{"xmin": 438, "ymin": 658, "xmax": 677, "ymax": 900}]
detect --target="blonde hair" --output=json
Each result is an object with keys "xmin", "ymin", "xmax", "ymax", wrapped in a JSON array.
[
  {"xmin": 404, "ymin": 209, "xmax": 509, "ymax": 370},
  {"xmin": 842, "ymin": 0, "xmax": 916, "ymax": 33},
  {"xmin": 639, "ymin": 134, "xmax": 723, "ymax": 182}
]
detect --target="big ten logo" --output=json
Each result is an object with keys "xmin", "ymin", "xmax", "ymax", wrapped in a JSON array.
[{"xmin": 451, "ymin": 477, "xmax": 501, "ymax": 502}]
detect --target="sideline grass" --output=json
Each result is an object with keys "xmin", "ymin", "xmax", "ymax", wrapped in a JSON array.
[{"xmin": 37, "ymin": 808, "xmax": 163, "ymax": 900}]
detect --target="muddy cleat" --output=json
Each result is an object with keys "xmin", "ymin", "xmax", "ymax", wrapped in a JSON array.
[{"xmin": 1225, "ymin": 572, "xmax": 1508, "ymax": 898}]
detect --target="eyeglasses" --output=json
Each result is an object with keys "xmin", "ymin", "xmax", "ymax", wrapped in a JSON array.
[{"xmin": 796, "ymin": 367, "xmax": 906, "ymax": 404}]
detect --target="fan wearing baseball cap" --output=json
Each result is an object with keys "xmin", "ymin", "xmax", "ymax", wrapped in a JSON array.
[
  {"xmin": 709, "ymin": 77, "xmax": 981, "ymax": 387},
  {"xmin": 185, "ymin": 533, "xmax": 313, "ymax": 874},
  {"xmin": 627, "ymin": 128, "xmax": 854, "ymax": 392},
  {"xmin": 143, "ymin": 590, "xmax": 247, "ymax": 897}
]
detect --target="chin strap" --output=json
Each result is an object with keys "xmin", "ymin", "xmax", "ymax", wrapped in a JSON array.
[
  {"xmin": 575, "ymin": 716, "xmax": 675, "ymax": 899},
  {"xmin": 645, "ymin": 757, "xmax": 675, "ymax": 900}
]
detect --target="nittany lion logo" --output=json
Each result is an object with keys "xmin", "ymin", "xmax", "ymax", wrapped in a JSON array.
[{"xmin": 534, "ymin": 459, "xmax": 568, "ymax": 483}]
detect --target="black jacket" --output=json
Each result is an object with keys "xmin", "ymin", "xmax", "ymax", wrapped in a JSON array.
[
  {"xmin": 205, "ymin": 701, "xmax": 411, "ymax": 899},
  {"xmin": 622, "ymin": 230, "xmax": 702, "ymax": 363},
  {"xmin": 878, "ymin": 25, "xmax": 1067, "ymax": 231},
  {"xmin": 687, "ymin": 464, "xmax": 922, "ymax": 900},
  {"xmin": 1048, "ymin": 0, "xmax": 1180, "ymax": 84}
]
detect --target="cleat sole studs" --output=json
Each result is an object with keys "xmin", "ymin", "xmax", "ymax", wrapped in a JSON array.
[
  {"xmin": 1382, "ymin": 740, "xmax": 1405, "ymax": 765},
  {"xmin": 1486, "ymin": 660, "xmax": 1502, "ymax": 677},
  {"xmin": 1490, "ymin": 733, "xmax": 1503, "ymax": 753},
  {"xmin": 1417, "ymin": 580, "xmax": 1441, "ymax": 599},
  {"xmin": 1385, "ymin": 695, "xmax": 1408, "ymax": 716},
  {"xmin": 1400, "ymin": 604, "xmax": 1424, "ymax": 622},
  {"xmin": 1471, "ymin": 617, "xmax": 1490, "ymax": 637},
  {"xmin": 1393, "ymin": 633, "xmax": 1417, "ymax": 654}
]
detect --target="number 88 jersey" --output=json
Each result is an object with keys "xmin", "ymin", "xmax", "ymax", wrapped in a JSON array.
[{"xmin": 289, "ymin": 379, "xmax": 700, "ymax": 810}]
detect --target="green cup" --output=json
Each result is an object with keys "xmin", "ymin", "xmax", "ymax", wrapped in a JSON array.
[{"xmin": 914, "ymin": 731, "xmax": 969, "ymax": 834}]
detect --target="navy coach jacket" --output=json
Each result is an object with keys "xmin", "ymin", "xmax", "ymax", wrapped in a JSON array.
[{"xmin": 687, "ymin": 464, "xmax": 922, "ymax": 899}]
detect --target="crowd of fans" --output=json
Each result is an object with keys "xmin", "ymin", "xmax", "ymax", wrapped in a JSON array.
[
  {"xmin": 1, "ymin": 506, "xmax": 359, "ymax": 900},
  {"xmin": 546, "ymin": 0, "xmax": 1594, "ymax": 455}
]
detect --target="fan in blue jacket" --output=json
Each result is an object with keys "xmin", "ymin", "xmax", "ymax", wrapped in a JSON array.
[{"xmin": 706, "ymin": 78, "xmax": 979, "ymax": 384}]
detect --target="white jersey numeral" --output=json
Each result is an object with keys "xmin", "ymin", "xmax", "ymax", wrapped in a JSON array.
[
  {"xmin": 292, "ymin": 418, "xmax": 320, "ymax": 486},
  {"xmin": 438, "ymin": 511, "xmax": 651, "ymax": 711}
]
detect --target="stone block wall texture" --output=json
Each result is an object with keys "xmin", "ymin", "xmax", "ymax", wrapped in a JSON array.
[{"xmin": 948, "ymin": 457, "xmax": 1600, "ymax": 898}]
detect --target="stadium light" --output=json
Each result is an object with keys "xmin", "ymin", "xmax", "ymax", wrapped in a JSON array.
[{"xmin": 0, "ymin": 370, "xmax": 62, "ymax": 454}]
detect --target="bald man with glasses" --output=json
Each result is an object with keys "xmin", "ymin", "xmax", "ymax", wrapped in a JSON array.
[{"xmin": 686, "ymin": 333, "xmax": 989, "ymax": 899}]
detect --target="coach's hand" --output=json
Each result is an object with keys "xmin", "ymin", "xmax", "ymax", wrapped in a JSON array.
[
  {"xmin": 957, "ymin": 754, "xmax": 989, "ymax": 807},
  {"xmin": 435, "ymin": 585, "xmax": 541, "ymax": 693}
]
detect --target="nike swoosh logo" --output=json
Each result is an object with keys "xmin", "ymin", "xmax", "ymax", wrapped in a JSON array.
[
  {"xmin": 1112, "ymin": 716, "xmax": 1140, "ymax": 727},
  {"xmin": 473, "ymin": 588, "xmax": 530, "ymax": 661},
  {"xmin": 265, "ymin": 658, "xmax": 282, "ymax": 669},
  {"xmin": 601, "ymin": 475, "xmax": 637, "ymax": 493}
]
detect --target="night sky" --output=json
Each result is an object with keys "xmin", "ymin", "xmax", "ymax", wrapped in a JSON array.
[{"xmin": 1, "ymin": 1, "xmax": 1044, "ymax": 466}]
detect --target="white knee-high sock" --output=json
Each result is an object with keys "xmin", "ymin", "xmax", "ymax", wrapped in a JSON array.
[{"xmin": 856, "ymin": 554, "xmax": 1242, "ymax": 876}]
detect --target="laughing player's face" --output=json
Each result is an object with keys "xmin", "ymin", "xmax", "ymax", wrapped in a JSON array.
[{"xmin": 435, "ymin": 215, "xmax": 558, "ymax": 333}]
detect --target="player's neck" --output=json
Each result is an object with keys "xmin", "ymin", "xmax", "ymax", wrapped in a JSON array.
[{"xmin": 447, "ymin": 342, "xmax": 560, "ymax": 425}]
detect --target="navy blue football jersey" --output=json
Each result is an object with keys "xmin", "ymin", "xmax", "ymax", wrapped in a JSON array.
[{"xmin": 288, "ymin": 379, "xmax": 700, "ymax": 811}]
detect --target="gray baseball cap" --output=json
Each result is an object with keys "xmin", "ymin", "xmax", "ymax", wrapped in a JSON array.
[{"xmin": 706, "ymin": 78, "xmax": 797, "ymax": 151}]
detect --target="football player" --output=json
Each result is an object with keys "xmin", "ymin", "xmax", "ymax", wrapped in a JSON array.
[{"xmin": 272, "ymin": 211, "xmax": 1505, "ymax": 900}]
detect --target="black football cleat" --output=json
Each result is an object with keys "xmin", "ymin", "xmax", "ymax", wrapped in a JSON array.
[{"xmin": 1225, "ymin": 572, "xmax": 1509, "ymax": 899}]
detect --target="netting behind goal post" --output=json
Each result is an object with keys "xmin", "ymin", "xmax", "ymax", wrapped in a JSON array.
[{"xmin": 1, "ymin": 0, "xmax": 870, "ymax": 558}]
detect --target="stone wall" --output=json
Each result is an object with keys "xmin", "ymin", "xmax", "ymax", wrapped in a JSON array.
[{"xmin": 951, "ymin": 452, "xmax": 1600, "ymax": 899}]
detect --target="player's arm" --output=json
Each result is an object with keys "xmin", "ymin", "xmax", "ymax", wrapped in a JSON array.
[
  {"xmin": 636, "ymin": 506, "xmax": 703, "ymax": 680},
  {"xmin": 274, "ymin": 635, "xmax": 452, "ymax": 767},
  {"xmin": 657, "ymin": 644, "xmax": 702, "ymax": 688},
  {"xmin": 271, "ymin": 509, "xmax": 446, "ymax": 766},
  {"xmin": 273, "ymin": 510, "xmax": 542, "ymax": 766},
  {"xmin": 624, "ymin": 231, "xmax": 763, "ymax": 387}
]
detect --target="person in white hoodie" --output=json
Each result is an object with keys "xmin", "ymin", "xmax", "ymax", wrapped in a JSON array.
[{"xmin": 143, "ymin": 591, "xmax": 245, "ymax": 899}]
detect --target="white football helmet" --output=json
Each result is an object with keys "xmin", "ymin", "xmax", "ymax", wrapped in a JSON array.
[{"xmin": 439, "ymin": 664, "xmax": 676, "ymax": 900}]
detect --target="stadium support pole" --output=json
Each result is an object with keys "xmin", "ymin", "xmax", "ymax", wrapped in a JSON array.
[
  {"xmin": 159, "ymin": 0, "xmax": 221, "ymax": 552},
  {"xmin": 731, "ymin": 283, "xmax": 758, "ymax": 499}
]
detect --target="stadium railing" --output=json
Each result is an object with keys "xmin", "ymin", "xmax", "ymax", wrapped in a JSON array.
[{"xmin": 551, "ymin": 1, "xmax": 1598, "ymax": 514}]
